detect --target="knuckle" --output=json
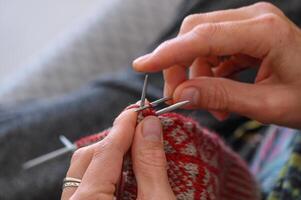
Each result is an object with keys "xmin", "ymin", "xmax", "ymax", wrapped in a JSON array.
[
  {"xmin": 154, "ymin": 39, "xmax": 183, "ymax": 64},
  {"xmin": 159, "ymin": 39, "xmax": 173, "ymax": 50},
  {"xmin": 153, "ymin": 39, "xmax": 174, "ymax": 58},
  {"xmin": 260, "ymin": 13, "xmax": 280, "ymax": 26},
  {"xmin": 92, "ymin": 140, "xmax": 109, "ymax": 159},
  {"xmin": 136, "ymin": 145, "xmax": 167, "ymax": 168},
  {"xmin": 181, "ymin": 14, "xmax": 200, "ymax": 33},
  {"xmin": 93, "ymin": 139, "xmax": 123, "ymax": 161},
  {"xmin": 258, "ymin": 94, "xmax": 284, "ymax": 124},
  {"xmin": 260, "ymin": 13, "xmax": 283, "ymax": 29},
  {"xmin": 71, "ymin": 147, "xmax": 90, "ymax": 164},
  {"xmin": 201, "ymin": 79, "xmax": 230, "ymax": 111},
  {"xmin": 113, "ymin": 109, "xmax": 131, "ymax": 126},
  {"xmin": 183, "ymin": 14, "xmax": 199, "ymax": 26},
  {"xmin": 260, "ymin": 13, "xmax": 293, "ymax": 43},
  {"xmin": 113, "ymin": 116, "xmax": 122, "ymax": 126},
  {"xmin": 194, "ymin": 23, "xmax": 220, "ymax": 38},
  {"xmin": 254, "ymin": 2, "xmax": 279, "ymax": 13},
  {"xmin": 193, "ymin": 24, "xmax": 222, "ymax": 55}
]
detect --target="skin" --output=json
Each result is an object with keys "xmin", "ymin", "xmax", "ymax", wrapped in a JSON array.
[
  {"xmin": 62, "ymin": 2, "xmax": 301, "ymax": 200},
  {"xmin": 133, "ymin": 2, "xmax": 301, "ymax": 129},
  {"xmin": 61, "ymin": 108, "xmax": 175, "ymax": 200}
]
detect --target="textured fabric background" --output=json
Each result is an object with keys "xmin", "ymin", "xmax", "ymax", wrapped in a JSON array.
[{"xmin": 0, "ymin": 0, "xmax": 183, "ymax": 104}]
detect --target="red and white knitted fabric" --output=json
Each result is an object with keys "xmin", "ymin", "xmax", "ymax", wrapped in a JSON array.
[{"xmin": 76, "ymin": 106, "xmax": 260, "ymax": 200}]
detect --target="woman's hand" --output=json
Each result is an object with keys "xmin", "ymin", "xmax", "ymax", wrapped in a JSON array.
[
  {"xmin": 61, "ymin": 109, "xmax": 175, "ymax": 200},
  {"xmin": 133, "ymin": 2, "xmax": 301, "ymax": 129}
]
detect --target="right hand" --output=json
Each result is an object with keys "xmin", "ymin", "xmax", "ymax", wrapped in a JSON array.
[{"xmin": 133, "ymin": 2, "xmax": 301, "ymax": 129}]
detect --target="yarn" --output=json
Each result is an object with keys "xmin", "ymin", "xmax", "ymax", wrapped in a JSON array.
[{"xmin": 74, "ymin": 105, "xmax": 260, "ymax": 200}]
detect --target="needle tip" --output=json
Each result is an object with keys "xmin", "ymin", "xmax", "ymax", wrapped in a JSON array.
[
  {"xmin": 140, "ymin": 74, "xmax": 149, "ymax": 108},
  {"xmin": 155, "ymin": 100, "xmax": 190, "ymax": 115}
]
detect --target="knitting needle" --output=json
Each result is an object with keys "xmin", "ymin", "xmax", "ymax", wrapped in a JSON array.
[
  {"xmin": 140, "ymin": 74, "xmax": 148, "ymax": 108},
  {"xmin": 116, "ymin": 74, "xmax": 149, "ymax": 199},
  {"xmin": 23, "ymin": 147, "xmax": 73, "ymax": 169},
  {"xmin": 22, "ymin": 96, "xmax": 185, "ymax": 169},
  {"xmin": 23, "ymin": 76, "xmax": 187, "ymax": 170},
  {"xmin": 23, "ymin": 136, "xmax": 76, "ymax": 170},
  {"xmin": 59, "ymin": 135, "xmax": 76, "ymax": 149},
  {"xmin": 151, "ymin": 96, "xmax": 172, "ymax": 106},
  {"xmin": 155, "ymin": 100, "xmax": 190, "ymax": 115},
  {"xmin": 134, "ymin": 96, "xmax": 172, "ymax": 112}
]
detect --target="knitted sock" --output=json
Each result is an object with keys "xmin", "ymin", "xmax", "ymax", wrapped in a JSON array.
[{"xmin": 75, "ymin": 106, "xmax": 260, "ymax": 200}]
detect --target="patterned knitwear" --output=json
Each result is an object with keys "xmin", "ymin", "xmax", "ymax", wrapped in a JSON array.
[{"xmin": 75, "ymin": 106, "xmax": 260, "ymax": 200}]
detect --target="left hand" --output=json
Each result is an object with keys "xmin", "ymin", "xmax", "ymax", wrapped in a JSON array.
[{"xmin": 61, "ymin": 108, "xmax": 175, "ymax": 200}]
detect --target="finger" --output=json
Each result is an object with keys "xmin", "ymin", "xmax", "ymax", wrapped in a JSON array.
[
  {"xmin": 164, "ymin": 3, "xmax": 254, "ymax": 96},
  {"xmin": 214, "ymin": 54, "xmax": 260, "ymax": 77},
  {"xmin": 179, "ymin": 5, "xmax": 254, "ymax": 35},
  {"xmin": 210, "ymin": 110, "xmax": 230, "ymax": 121},
  {"xmin": 189, "ymin": 57, "xmax": 213, "ymax": 78},
  {"xmin": 163, "ymin": 64, "xmax": 187, "ymax": 103},
  {"xmin": 172, "ymin": 76, "xmax": 279, "ymax": 123},
  {"xmin": 188, "ymin": 57, "xmax": 231, "ymax": 120},
  {"xmin": 176, "ymin": 3, "xmax": 245, "ymax": 92},
  {"xmin": 71, "ymin": 109, "xmax": 137, "ymax": 199},
  {"xmin": 133, "ymin": 2, "xmax": 284, "ymax": 71},
  {"xmin": 132, "ymin": 116, "xmax": 175, "ymax": 199},
  {"xmin": 61, "ymin": 146, "xmax": 94, "ymax": 200},
  {"xmin": 179, "ymin": 2, "xmax": 285, "ymax": 35},
  {"xmin": 178, "ymin": 4, "xmax": 257, "ymax": 91},
  {"xmin": 133, "ymin": 14, "xmax": 282, "ymax": 72}
]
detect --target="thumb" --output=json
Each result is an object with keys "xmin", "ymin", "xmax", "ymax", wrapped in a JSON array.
[
  {"xmin": 132, "ymin": 116, "xmax": 175, "ymax": 200},
  {"xmin": 173, "ymin": 77, "xmax": 274, "ymax": 123}
]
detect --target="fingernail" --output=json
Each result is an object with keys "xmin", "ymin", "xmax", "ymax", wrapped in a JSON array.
[
  {"xmin": 178, "ymin": 87, "xmax": 199, "ymax": 106},
  {"xmin": 142, "ymin": 116, "xmax": 162, "ymax": 141},
  {"xmin": 133, "ymin": 53, "xmax": 151, "ymax": 66}
]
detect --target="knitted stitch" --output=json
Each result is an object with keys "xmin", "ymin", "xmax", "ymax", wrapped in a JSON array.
[{"xmin": 75, "ymin": 106, "xmax": 260, "ymax": 200}]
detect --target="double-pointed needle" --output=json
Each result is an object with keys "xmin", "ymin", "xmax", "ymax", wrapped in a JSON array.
[
  {"xmin": 134, "ymin": 96, "xmax": 172, "ymax": 112},
  {"xmin": 155, "ymin": 100, "xmax": 190, "ymax": 115},
  {"xmin": 22, "ymin": 74, "xmax": 190, "ymax": 170},
  {"xmin": 137, "ymin": 74, "xmax": 189, "ymax": 114},
  {"xmin": 23, "ymin": 136, "xmax": 76, "ymax": 169},
  {"xmin": 140, "ymin": 74, "xmax": 148, "ymax": 108}
]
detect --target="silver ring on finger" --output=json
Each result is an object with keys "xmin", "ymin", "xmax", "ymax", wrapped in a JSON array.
[{"xmin": 62, "ymin": 177, "xmax": 82, "ymax": 189}]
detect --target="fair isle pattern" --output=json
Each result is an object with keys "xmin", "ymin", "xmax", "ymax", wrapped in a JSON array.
[{"xmin": 75, "ymin": 109, "xmax": 259, "ymax": 200}]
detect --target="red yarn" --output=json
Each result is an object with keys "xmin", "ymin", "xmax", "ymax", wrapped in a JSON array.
[
  {"xmin": 75, "ymin": 130, "xmax": 109, "ymax": 148},
  {"xmin": 74, "ymin": 105, "xmax": 260, "ymax": 200}
]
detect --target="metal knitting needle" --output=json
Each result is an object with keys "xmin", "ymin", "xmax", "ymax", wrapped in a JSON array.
[
  {"xmin": 23, "ymin": 147, "xmax": 72, "ymax": 170},
  {"xmin": 151, "ymin": 96, "xmax": 172, "ymax": 106},
  {"xmin": 116, "ymin": 74, "xmax": 149, "ymax": 199},
  {"xmin": 23, "ymin": 136, "xmax": 76, "ymax": 170},
  {"xmin": 59, "ymin": 135, "xmax": 75, "ymax": 149},
  {"xmin": 135, "ymin": 96, "xmax": 172, "ymax": 112},
  {"xmin": 140, "ymin": 74, "xmax": 148, "ymax": 108},
  {"xmin": 155, "ymin": 100, "xmax": 190, "ymax": 115}
]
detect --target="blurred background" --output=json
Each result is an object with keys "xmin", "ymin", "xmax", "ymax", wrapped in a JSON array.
[
  {"xmin": 0, "ymin": 0, "xmax": 102, "ymax": 78},
  {"xmin": 0, "ymin": 0, "xmax": 181, "ymax": 104}
]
